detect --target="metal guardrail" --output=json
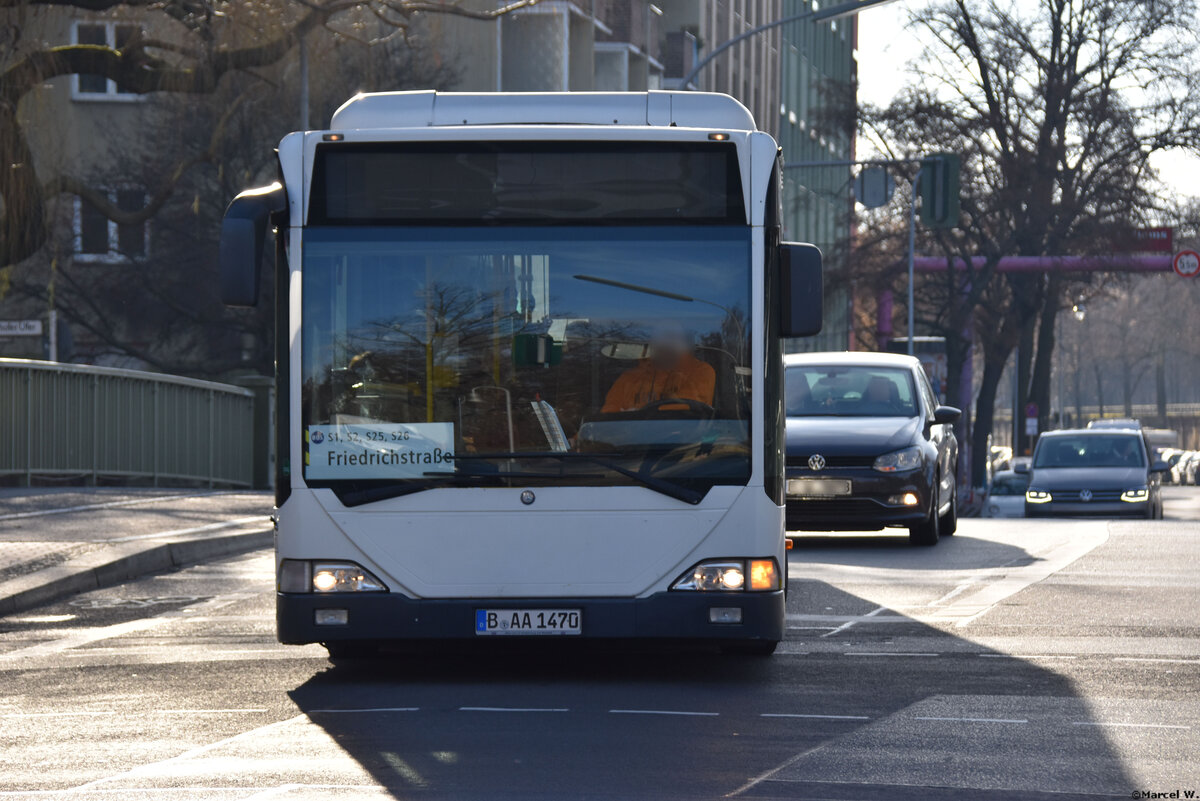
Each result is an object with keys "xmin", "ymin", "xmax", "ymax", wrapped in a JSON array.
[
  {"xmin": 0, "ymin": 359, "xmax": 255, "ymax": 487},
  {"xmin": 993, "ymin": 403, "xmax": 1200, "ymax": 422}
]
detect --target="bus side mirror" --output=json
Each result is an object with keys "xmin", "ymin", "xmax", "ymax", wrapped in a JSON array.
[
  {"xmin": 780, "ymin": 242, "xmax": 823, "ymax": 338},
  {"xmin": 220, "ymin": 182, "xmax": 286, "ymax": 307}
]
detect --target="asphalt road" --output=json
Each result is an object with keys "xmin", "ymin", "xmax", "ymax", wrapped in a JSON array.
[{"xmin": 2, "ymin": 488, "xmax": 1199, "ymax": 800}]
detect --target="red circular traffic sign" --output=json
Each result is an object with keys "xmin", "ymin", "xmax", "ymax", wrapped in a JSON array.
[{"xmin": 1173, "ymin": 249, "xmax": 1200, "ymax": 278}]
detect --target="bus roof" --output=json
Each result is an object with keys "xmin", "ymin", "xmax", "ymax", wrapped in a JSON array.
[{"xmin": 329, "ymin": 90, "xmax": 758, "ymax": 132}]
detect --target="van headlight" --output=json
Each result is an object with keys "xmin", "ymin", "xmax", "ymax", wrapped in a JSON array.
[
  {"xmin": 1120, "ymin": 487, "xmax": 1149, "ymax": 503},
  {"xmin": 1025, "ymin": 490, "xmax": 1053, "ymax": 504},
  {"xmin": 672, "ymin": 559, "xmax": 780, "ymax": 591},
  {"xmin": 873, "ymin": 446, "xmax": 922, "ymax": 473}
]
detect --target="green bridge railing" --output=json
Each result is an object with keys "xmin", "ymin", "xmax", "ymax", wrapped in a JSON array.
[{"xmin": 0, "ymin": 359, "xmax": 258, "ymax": 487}]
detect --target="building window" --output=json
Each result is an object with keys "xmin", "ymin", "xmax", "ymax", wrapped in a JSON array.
[
  {"xmin": 74, "ymin": 191, "xmax": 148, "ymax": 261},
  {"xmin": 72, "ymin": 22, "xmax": 141, "ymax": 100}
]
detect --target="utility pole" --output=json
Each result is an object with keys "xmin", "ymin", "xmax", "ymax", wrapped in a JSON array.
[
  {"xmin": 298, "ymin": 33, "xmax": 310, "ymax": 130},
  {"xmin": 678, "ymin": 0, "xmax": 898, "ymax": 89}
]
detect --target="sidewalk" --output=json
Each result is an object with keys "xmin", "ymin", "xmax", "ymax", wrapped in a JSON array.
[{"xmin": 0, "ymin": 488, "xmax": 273, "ymax": 616}]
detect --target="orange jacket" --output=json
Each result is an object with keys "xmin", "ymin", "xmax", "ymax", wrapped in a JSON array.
[{"xmin": 601, "ymin": 355, "xmax": 716, "ymax": 413}]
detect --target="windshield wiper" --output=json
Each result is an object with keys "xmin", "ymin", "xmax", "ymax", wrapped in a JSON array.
[{"xmin": 455, "ymin": 452, "xmax": 705, "ymax": 505}]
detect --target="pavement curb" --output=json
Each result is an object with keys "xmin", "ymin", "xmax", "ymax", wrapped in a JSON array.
[{"xmin": 0, "ymin": 526, "xmax": 272, "ymax": 617}]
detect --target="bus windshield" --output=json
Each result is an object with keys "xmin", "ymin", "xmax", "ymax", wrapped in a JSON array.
[{"xmin": 301, "ymin": 225, "xmax": 752, "ymax": 503}]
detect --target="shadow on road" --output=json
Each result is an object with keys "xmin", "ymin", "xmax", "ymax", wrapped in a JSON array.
[
  {"xmin": 785, "ymin": 528, "xmax": 1040, "ymax": 571},
  {"xmin": 286, "ymin": 588, "xmax": 1132, "ymax": 800}
]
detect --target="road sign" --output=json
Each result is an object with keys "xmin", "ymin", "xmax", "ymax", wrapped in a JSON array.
[
  {"xmin": 854, "ymin": 166, "xmax": 895, "ymax": 209},
  {"xmin": 1025, "ymin": 402, "xmax": 1039, "ymax": 419},
  {"xmin": 0, "ymin": 319, "xmax": 42, "ymax": 336},
  {"xmin": 1025, "ymin": 417, "xmax": 1039, "ymax": 436},
  {"xmin": 1172, "ymin": 249, "xmax": 1200, "ymax": 278}
]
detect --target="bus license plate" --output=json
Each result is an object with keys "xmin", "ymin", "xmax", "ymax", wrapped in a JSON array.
[
  {"xmin": 475, "ymin": 609, "xmax": 582, "ymax": 636},
  {"xmin": 788, "ymin": 478, "xmax": 852, "ymax": 498}
]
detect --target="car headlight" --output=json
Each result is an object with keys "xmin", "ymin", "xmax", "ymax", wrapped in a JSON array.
[
  {"xmin": 278, "ymin": 559, "xmax": 388, "ymax": 593},
  {"xmin": 672, "ymin": 559, "xmax": 780, "ymax": 592},
  {"xmin": 1025, "ymin": 490, "xmax": 1052, "ymax": 504},
  {"xmin": 873, "ymin": 446, "xmax": 923, "ymax": 473},
  {"xmin": 1121, "ymin": 487, "xmax": 1149, "ymax": 503}
]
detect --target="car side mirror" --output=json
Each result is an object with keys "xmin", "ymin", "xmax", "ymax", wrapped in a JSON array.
[
  {"xmin": 220, "ymin": 182, "xmax": 287, "ymax": 307},
  {"xmin": 780, "ymin": 242, "xmax": 822, "ymax": 338},
  {"xmin": 1151, "ymin": 460, "xmax": 1169, "ymax": 474},
  {"xmin": 933, "ymin": 405, "xmax": 961, "ymax": 425},
  {"xmin": 1013, "ymin": 463, "xmax": 1030, "ymax": 475}
]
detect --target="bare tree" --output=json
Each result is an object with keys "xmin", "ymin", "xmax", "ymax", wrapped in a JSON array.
[
  {"xmin": 3, "ymin": 21, "xmax": 459, "ymax": 374},
  {"xmin": 0, "ymin": 0, "xmax": 543, "ymax": 271},
  {"xmin": 859, "ymin": 0, "xmax": 1200, "ymax": 485}
]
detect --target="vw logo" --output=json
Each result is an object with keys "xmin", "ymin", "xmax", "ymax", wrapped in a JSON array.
[
  {"xmin": 808, "ymin": 454, "xmax": 826, "ymax": 471},
  {"xmin": 1079, "ymin": 489, "xmax": 1093, "ymax": 502}
]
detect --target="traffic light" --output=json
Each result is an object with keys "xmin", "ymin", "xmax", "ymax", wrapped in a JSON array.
[{"xmin": 919, "ymin": 152, "xmax": 961, "ymax": 229}]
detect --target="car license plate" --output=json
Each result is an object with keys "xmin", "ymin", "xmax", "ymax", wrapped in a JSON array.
[
  {"xmin": 475, "ymin": 609, "xmax": 581, "ymax": 636},
  {"xmin": 788, "ymin": 478, "xmax": 852, "ymax": 498}
]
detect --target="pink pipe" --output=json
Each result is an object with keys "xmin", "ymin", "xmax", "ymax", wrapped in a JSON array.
[{"xmin": 912, "ymin": 255, "xmax": 1172, "ymax": 272}]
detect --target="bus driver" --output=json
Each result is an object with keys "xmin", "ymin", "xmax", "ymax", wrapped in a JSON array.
[{"xmin": 601, "ymin": 322, "xmax": 716, "ymax": 413}]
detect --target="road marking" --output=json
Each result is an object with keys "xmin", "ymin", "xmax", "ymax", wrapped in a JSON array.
[
  {"xmin": 7, "ymin": 614, "xmax": 75, "ymax": 623},
  {"xmin": 0, "ymin": 594, "xmax": 254, "ymax": 665},
  {"xmin": 1072, "ymin": 721, "xmax": 1191, "ymax": 730},
  {"xmin": 979, "ymin": 654, "xmax": 1077, "ymax": 660},
  {"xmin": 108, "ymin": 516, "xmax": 268, "ymax": 543},
  {"xmin": 308, "ymin": 707, "xmax": 419, "ymax": 713},
  {"xmin": 760, "ymin": 713, "xmax": 871, "ymax": 721},
  {"xmin": 927, "ymin": 580, "xmax": 978, "ymax": 606},
  {"xmin": 0, "ymin": 786, "xmax": 387, "ymax": 798},
  {"xmin": 382, "ymin": 752, "xmax": 427, "ymax": 788},
  {"xmin": 921, "ymin": 523, "xmax": 1108, "ymax": 627},
  {"xmin": 1114, "ymin": 657, "xmax": 1200, "ymax": 664},
  {"xmin": 0, "ymin": 491, "xmax": 246, "ymax": 521},
  {"xmin": 459, "ymin": 706, "xmax": 568, "ymax": 713},
  {"xmin": 609, "ymin": 709, "xmax": 719, "ymax": 717},
  {"xmin": 726, "ymin": 743, "xmax": 831, "ymax": 797},
  {"xmin": 71, "ymin": 714, "xmax": 307, "ymax": 791},
  {"xmin": 1, "ymin": 708, "xmax": 267, "ymax": 718},
  {"xmin": 915, "ymin": 716, "xmax": 1028, "ymax": 724},
  {"xmin": 821, "ymin": 606, "xmax": 887, "ymax": 638},
  {"xmin": 845, "ymin": 652, "xmax": 939, "ymax": 657}
]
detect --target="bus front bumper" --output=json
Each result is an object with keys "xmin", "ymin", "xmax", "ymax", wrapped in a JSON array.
[{"xmin": 277, "ymin": 590, "xmax": 785, "ymax": 645}]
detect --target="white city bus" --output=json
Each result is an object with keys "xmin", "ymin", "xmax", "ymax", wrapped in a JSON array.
[{"xmin": 220, "ymin": 91, "xmax": 822, "ymax": 656}]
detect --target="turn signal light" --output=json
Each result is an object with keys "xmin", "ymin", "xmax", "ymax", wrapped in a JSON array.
[{"xmin": 749, "ymin": 559, "xmax": 779, "ymax": 591}]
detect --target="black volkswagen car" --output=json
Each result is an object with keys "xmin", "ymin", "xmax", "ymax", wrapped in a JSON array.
[
  {"xmin": 1021, "ymin": 428, "xmax": 1166, "ymax": 519},
  {"xmin": 784, "ymin": 352, "xmax": 960, "ymax": 545}
]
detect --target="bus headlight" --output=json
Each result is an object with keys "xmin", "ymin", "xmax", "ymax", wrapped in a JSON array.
[
  {"xmin": 278, "ymin": 559, "xmax": 387, "ymax": 593},
  {"xmin": 672, "ymin": 559, "xmax": 780, "ymax": 592},
  {"xmin": 1121, "ymin": 487, "xmax": 1149, "ymax": 503},
  {"xmin": 1025, "ymin": 490, "xmax": 1053, "ymax": 504},
  {"xmin": 312, "ymin": 562, "xmax": 387, "ymax": 593}
]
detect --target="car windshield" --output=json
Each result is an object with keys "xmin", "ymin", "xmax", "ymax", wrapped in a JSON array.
[
  {"xmin": 785, "ymin": 365, "xmax": 917, "ymax": 417},
  {"xmin": 301, "ymin": 225, "xmax": 752, "ymax": 500},
  {"xmin": 1033, "ymin": 434, "xmax": 1146, "ymax": 468}
]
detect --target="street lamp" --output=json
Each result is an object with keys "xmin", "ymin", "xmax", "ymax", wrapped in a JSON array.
[{"xmin": 678, "ymin": 0, "xmax": 900, "ymax": 90}]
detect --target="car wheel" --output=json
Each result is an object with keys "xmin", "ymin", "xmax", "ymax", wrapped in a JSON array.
[
  {"xmin": 909, "ymin": 492, "xmax": 940, "ymax": 546},
  {"xmin": 939, "ymin": 482, "xmax": 958, "ymax": 536}
]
